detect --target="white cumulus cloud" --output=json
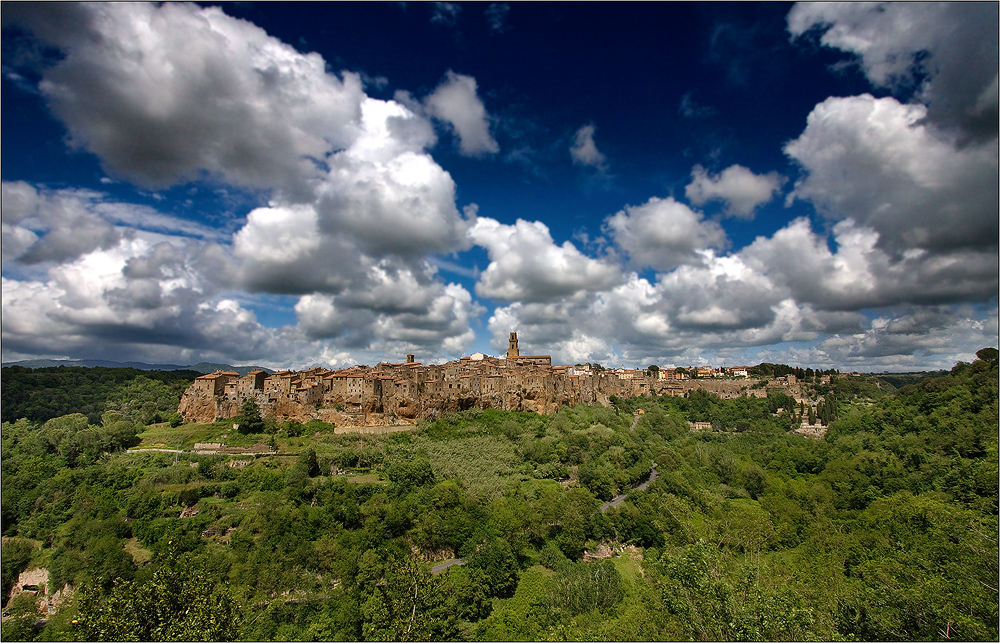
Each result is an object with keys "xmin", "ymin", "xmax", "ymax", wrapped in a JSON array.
[
  {"xmin": 570, "ymin": 124, "xmax": 608, "ymax": 170},
  {"xmin": 469, "ymin": 217, "xmax": 622, "ymax": 303},
  {"xmin": 424, "ymin": 71, "xmax": 499, "ymax": 157},
  {"xmin": 785, "ymin": 94, "xmax": 999, "ymax": 255},
  {"xmin": 685, "ymin": 164, "xmax": 785, "ymax": 218},
  {"xmin": 295, "ymin": 270, "xmax": 482, "ymax": 355},
  {"xmin": 605, "ymin": 197, "xmax": 728, "ymax": 271},
  {"xmin": 2, "ymin": 3, "xmax": 494, "ymax": 365},
  {"xmin": 16, "ymin": 2, "xmax": 366, "ymax": 199},
  {"xmin": 431, "ymin": 3, "xmax": 462, "ymax": 27},
  {"xmin": 1, "ymin": 182, "xmax": 120, "ymax": 265},
  {"xmin": 485, "ymin": 3, "xmax": 510, "ymax": 33},
  {"xmin": 788, "ymin": 2, "xmax": 999, "ymax": 142}
]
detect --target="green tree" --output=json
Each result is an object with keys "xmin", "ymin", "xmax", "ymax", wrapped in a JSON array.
[
  {"xmin": 236, "ymin": 400, "xmax": 265, "ymax": 434},
  {"xmin": 105, "ymin": 375, "xmax": 190, "ymax": 425},
  {"xmin": 385, "ymin": 456, "xmax": 435, "ymax": 494},
  {"xmin": 465, "ymin": 537, "xmax": 520, "ymax": 598},
  {"xmin": 975, "ymin": 346, "xmax": 998, "ymax": 365},
  {"xmin": 557, "ymin": 504, "xmax": 588, "ymax": 560},
  {"xmin": 836, "ymin": 492, "xmax": 999, "ymax": 641},
  {"xmin": 355, "ymin": 548, "xmax": 457, "ymax": 641},
  {"xmin": 1, "ymin": 538, "xmax": 36, "ymax": 604},
  {"xmin": 2, "ymin": 592, "xmax": 43, "ymax": 641},
  {"xmin": 73, "ymin": 545, "xmax": 241, "ymax": 641},
  {"xmin": 579, "ymin": 462, "xmax": 615, "ymax": 500},
  {"xmin": 85, "ymin": 533, "xmax": 137, "ymax": 591},
  {"xmin": 817, "ymin": 396, "xmax": 838, "ymax": 424},
  {"xmin": 298, "ymin": 447, "xmax": 320, "ymax": 478}
]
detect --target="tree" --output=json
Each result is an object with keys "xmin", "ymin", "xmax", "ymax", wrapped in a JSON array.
[
  {"xmin": 1, "ymin": 538, "xmax": 35, "ymax": 604},
  {"xmin": 740, "ymin": 464, "xmax": 767, "ymax": 500},
  {"xmin": 818, "ymin": 396, "xmax": 839, "ymax": 425},
  {"xmin": 466, "ymin": 537, "xmax": 520, "ymax": 598},
  {"xmin": 73, "ymin": 545, "xmax": 241, "ymax": 641},
  {"xmin": 355, "ymin": 548, "xmax": 457, "ymax": 641},
  {"xmin": 647, "ymin": 365, "xmax": 660, "ymax": 379},
  {"xmin": 579, "ymin": 463, "xmax": 615, "ymax": 501},
  {"xmin": 105, "ymin": 375, "xmax": 188, "ymax": 425},
  {"xmin": 836, "ymin": 492, "xmax": 999, "ymax": 641},
  {"xmin": 385, "ymin": 457, "xmax": 435, "ymax": 494},
  {"xmin": 299, "ymin": 447, "xmax": 320, "ymax": 477},
  {"xmin": 3, "ymin": 591, "xmax": 43, "ymax": 641},
  {"xmin": 557, "ymin": 505, "xmax": 588, "ymax": 560},
  {"xmin": 976, "ymin": 347, "xmax": 998, "ymax": 365},
  {"xmin": 236, "ymin": 400, "xmax": 265, "ymax": 434}
]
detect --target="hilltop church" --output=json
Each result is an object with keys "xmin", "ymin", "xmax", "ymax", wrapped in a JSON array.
[{"xmin": 505, "ymin": 332, "xmax": 551, "ymax": 366}]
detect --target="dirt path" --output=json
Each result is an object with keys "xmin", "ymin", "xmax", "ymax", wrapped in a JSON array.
[
  {"xmin": 126, "ymin": 448, "xmax": 184, "ymax": 454},
  {"xmin": 334, "ymin": 424, "xmax": 417, "ymax": 435}
]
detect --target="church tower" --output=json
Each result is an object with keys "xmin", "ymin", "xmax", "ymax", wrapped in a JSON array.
[{"xmin": 507, "ymin": 332, "xmax": 520, "ymax": 360}]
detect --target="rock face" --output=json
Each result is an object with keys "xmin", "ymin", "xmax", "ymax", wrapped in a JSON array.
[
  {"xmin": 177, "ymin": 391, "xmax": 227, "ymax": 424},
  {"xmin": 2, "ymin": 567, "xmax": 72, "ymax": 617}
]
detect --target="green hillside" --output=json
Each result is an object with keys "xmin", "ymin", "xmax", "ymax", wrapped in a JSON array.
[{"xmin": 1, "ymin": 351, "xmax": 996, "ymax": 641}]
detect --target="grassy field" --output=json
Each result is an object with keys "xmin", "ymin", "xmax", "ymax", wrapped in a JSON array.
[
  {"xmin": 136, "ymin": 421, "xmax": 237, "ymax": 450},
  {"xmin": 136, "ymin": 419, "xmax": 418, "ymax": 452},
  {"xmin": 417, "ymin": 434, "xmax": 520, "ymax": 501}
]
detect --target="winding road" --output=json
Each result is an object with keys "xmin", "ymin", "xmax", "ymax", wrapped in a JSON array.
[
  {"xmin": 430, "ymin": 558, "xmax": 466, "ymax": 574},
  {"xmin": 599, "ymin": 463, "xmax": 657, "ymax": 513}
]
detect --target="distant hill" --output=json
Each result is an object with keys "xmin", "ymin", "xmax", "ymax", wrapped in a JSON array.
[
  {"xmin": 3, "ymin": 358, "xmax": 189, "ymax": 370},
  {"xmin": 1, "ymin": 359, "xmax": 273, "ymax": 376},
  {"xmin": 185, "ymin": 362, "xmax": 275, "ymax": 376},
  {"xmin": 876, "ymin": 370, "xmax": 949, "ymax": 390}
]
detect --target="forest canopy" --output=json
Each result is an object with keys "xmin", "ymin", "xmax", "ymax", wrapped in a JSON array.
[{"xmin": 1, "ymin": 366, "xmax": 199, "ymax": 425}]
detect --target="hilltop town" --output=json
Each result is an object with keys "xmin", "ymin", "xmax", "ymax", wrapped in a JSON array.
[{"xmin": 178, "ymin": 333, "xmax": 840, "ymax": 430}]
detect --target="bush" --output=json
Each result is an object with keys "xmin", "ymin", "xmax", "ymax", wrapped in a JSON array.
[
  {"xmin": 539, "ymin": 540, "xmax": 572, "ymax": 572},
  {"xmin": 282, "ymin": 421, "xmax": 304, "ymax": 437},
  {"xmin": 74, "ymin": 544, "xmax": 241, "ymax": 641},
  {"xmin": 544, "ymin": 559, "xmax": 623, "ymax": 616},
  {"xmin": 1, "ymin": 539, "xmax": 36, "ymax": 604}
]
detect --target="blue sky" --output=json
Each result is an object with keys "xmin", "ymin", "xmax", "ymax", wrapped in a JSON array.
[{"xmin": 2, "ymin": 2, "xmax": 997, "ymax": 371}]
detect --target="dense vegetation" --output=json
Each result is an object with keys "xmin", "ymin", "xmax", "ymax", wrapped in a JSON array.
[
  {"xmin": 1, "ymin": 366, "xmax": 198, "ymax": 425},
  {"xmin": 1, "ymin": 351, "xmax": 997, "ymax": 641}
]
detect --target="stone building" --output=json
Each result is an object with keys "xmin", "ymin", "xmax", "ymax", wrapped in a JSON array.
[
  {"xmin": 177, "ymin": 334, "xmax": 785, "ymax": 426},
  {"xmin": 180, "ymin": 335, "xmax": 586, "ymax": 424}
]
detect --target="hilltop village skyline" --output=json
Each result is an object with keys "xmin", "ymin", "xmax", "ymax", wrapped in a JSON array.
[{"xmin": 179, "ymin": 333, "xmax": 843, "ymax": 428}]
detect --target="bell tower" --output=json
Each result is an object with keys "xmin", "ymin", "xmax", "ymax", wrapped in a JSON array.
[{"xmin": 506, "ymin": 332, "xmax": 520, "ymax": 360}]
